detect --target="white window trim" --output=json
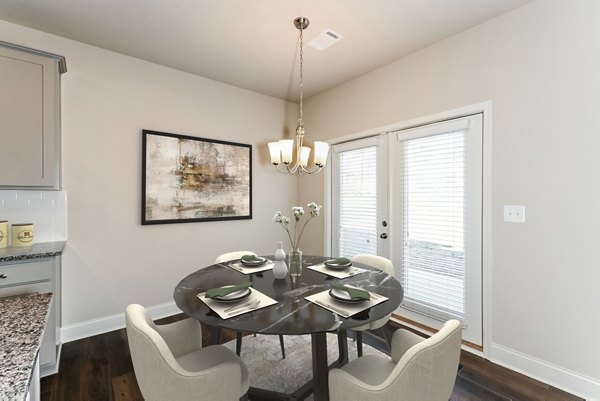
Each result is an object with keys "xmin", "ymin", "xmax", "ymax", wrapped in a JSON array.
[{"xmin": 324, "ymin": 101, "xmax": 493, "ymax": 356}]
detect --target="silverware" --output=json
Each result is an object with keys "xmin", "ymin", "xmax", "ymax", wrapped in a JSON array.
[
  {"xmin": 226, "ymin": 263, "xmax": 244, "ymax": 273},
  {"xmin": 313, "ymin": 300, "xmax": 350, "ymax": 317},
  {"xmin": 348, "ymin": 267, "xmax": 364, "ymax": 276},
  {"xmin": 224, "ymin": 299, "xmax": 260, "ymax": 313}
]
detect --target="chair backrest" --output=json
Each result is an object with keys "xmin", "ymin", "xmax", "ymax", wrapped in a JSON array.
[
  {"xmin": 391, "ymin": 319, "xmax": 462, "ymax": 401},
  {"xmin": 125, "ymin": 304, "xmax": 185, "ymax": 400},
  {"xmin": 215, "ymin": 250, "xmax": 257, "ymax": 264},
  {"xmin": 351, "ymin": 253, "xmax": 394, "ymax": 276},
  {"xmin": 126, "ymin": 304, "xmax": 246, "ymax": 401}
]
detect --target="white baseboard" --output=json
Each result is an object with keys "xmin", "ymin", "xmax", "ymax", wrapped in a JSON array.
[
  {"xmin": 60, "ymin": 301, "xmax": 182, "ymax": 344},
  {"xmin": 490, "ymin": 343, "xmax": 599, "ymax": 400}
]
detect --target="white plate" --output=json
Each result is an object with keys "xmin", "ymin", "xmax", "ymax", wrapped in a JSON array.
[
  {"xmin": 214, "ymin": 287, "xmax": 252, "ymax": 303},
  {"xmin": 324, "ymin": 261, "xmax": 352, "ymax": 271},
  {"xmin": 240, "ymin": 256, "xmax": 268, "ymax": 267},
  {"xmin": 329, "ymin": 288, "xmax": 366, "ymax": 304}
]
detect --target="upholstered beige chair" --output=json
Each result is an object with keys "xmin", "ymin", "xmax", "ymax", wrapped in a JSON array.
[
  {"xmin": 350, "ymin": 254, "xmax": 395, "ymax": 356},
  {"xmin": 214, "ymin": 251, "xmax": 258, "ymax": 265},
  {"xmin": 215, "ymin": 251, "xmax": 286, "ymax": 358},
  {"xmin": 329, "ymin": 319, "xmax": 462, "ymax": 401},
  {"xmin": 125, "ymin": 304, "xmax": 249, "ymax": 401}
]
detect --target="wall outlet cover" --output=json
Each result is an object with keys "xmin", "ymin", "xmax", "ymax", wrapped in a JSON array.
[{"xmin": 504, "ymin": 205, "xmax": 525, "ymax": 223}]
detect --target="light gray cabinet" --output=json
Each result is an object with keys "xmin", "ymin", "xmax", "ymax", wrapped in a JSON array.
[
  {"xmin": 0, "ymin": 257, "xmax": 62, "ymax": 376},
  {"xmin": 0, "ymin": 42, "xmax": 66, "ymax": 189}
]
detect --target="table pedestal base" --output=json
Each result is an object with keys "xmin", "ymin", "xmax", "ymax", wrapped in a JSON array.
[{"xmin": 247, "ymin": 331, "xmax": 348, "ymax": 401}]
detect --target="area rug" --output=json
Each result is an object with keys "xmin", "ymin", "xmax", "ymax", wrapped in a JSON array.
[{"xmin": 222, "ymin": 333, "xmax": 389, "ymax": 400}]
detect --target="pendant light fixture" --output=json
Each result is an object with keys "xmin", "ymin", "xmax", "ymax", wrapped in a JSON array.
[{"xmin": 268, "ymin": 17, "xmax": 330, "ymax": 175}]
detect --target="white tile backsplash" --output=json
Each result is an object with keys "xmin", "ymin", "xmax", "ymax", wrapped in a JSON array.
[
  {"xmin": 0, "ymin": 190, "xmax": 67, "ymax": 243},
  {"xmin": 16, "ymin": 190, "xmax": 43, "ymax": 200},
  {"xmin": 0, "ymin": 192, "xmax": 17, "ymax": 201},
  {"xmin": 30, "ymin": 199, "xmax": 55, "ymax": 209}
]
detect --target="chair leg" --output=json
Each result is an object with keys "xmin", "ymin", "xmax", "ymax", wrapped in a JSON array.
[
  {"xmin": 211, "ymin": 326, "xmax": 223, "ymax": 345},
  {"xmin": 236, "ymin": 331, "xmax": 243, "ymax": 356},
  {"xmin": 356, "ymin": 331, "xmax": 363, "ymax": 357},
  {"xmin": 380, "ymin": 325, "xmax": 392, "ymax": 354},
  {"xmin": 279, "ymin": 334, "xmax": 286, "ymax": 359}
]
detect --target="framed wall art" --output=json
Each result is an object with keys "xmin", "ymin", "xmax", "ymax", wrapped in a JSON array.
[{"xmin": 142, "ymin": 130, "xmax": 252, "ymax": 225}]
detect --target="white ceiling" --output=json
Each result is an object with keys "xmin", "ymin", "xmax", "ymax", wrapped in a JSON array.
[{"xmin": 0, "ymin": 0, "xmax": 531, "ymax": 101}]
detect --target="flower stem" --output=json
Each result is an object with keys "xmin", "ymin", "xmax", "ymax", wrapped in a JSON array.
[
  {"xmin": 295, "ymin": 215, "xmax": 313, "ymax": 250},
  {"xmin": 284, "ymin": 226, "xmax": 294, "ymax": 249}
]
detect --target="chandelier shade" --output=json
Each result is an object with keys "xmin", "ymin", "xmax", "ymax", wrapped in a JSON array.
[{"xmin": 268, "ymin": 17, "xmax": 330, "ymax": 175}]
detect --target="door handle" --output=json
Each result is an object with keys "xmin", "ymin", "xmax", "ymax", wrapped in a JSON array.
[
  {"xmin": 0, "ymin": 274, "xmax": 7, "ymax": 279},
  {"xmin": 380, "ymin": 233, "xmax": 388, "ymax": 239}
]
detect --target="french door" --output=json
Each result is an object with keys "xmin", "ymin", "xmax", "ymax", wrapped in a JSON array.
[
  {"xmin": 330, "ymin": 114, "xmax": 483, "ymax": 345},
  {"xmin": 330, "ymin": 135, "xmax": 388, "ymax": 258}
]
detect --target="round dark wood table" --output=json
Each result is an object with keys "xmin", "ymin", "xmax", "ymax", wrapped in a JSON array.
[{"xmin": 174, "ymin": 255, "xmax": 403, "ymax": 401}]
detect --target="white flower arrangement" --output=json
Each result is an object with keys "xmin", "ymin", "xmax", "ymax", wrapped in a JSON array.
[{"xmin": 274, "ymin": 202, "xmax": 322, "ymax": 253}]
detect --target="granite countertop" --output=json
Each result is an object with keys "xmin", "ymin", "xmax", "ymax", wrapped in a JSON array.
[
  {"xmin": 0, "ymin": 241, "xmax": 66, "ymax": 263},
  {"xmin": 0, "ymin": 293, "xmax": 52, "ymax": 401}
]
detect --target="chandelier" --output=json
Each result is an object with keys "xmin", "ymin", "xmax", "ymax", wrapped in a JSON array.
[{"xmin": 268, "ymin": 17, "xmax": 330, "ymax": 175}]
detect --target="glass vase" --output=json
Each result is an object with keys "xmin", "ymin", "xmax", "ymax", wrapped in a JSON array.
[{"xmin": 288, "ymin": 248, "xmax": 303, "ymax": 280}]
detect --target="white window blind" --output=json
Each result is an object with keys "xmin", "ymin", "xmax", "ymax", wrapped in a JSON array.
[
  {"xmin": 397, "ymin": 130, "xmax": 466, "ymax": 322},
  {"xmin": 337, "ymin": 146, "xmax": 378, "ymax": 258}
]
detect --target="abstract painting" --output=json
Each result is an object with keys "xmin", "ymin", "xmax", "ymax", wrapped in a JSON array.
[{"xmin": 142, "ymin": 130, "xmax": 252, "ymax": 224}]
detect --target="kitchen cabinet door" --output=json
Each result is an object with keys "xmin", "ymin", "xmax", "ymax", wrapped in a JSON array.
[{"xmin": 0, "ymin": 44, "xmax": 62, "ymax": 188}]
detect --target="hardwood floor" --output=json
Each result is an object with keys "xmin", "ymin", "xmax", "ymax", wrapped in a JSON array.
[{"xmin": 41, "ymin": 315, "xmax": 582, "ymax": 401}]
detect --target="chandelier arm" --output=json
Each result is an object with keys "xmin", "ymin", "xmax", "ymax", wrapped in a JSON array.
[
  {"xmin": 286, "ymin": 161, "xmax": 300, "ymax": 174},
  {"xmin": 274, "ymin": 163, "xmax": 296, "ymax": 174},
  {"xmin": 302, "ymin": 165, "xmax": 324, "ymax": 175}
]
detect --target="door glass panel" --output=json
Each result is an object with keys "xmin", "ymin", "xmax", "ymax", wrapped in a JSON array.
[{"xmin": 331, "ymin": 136, "xmax": 386, "ymax": 258}]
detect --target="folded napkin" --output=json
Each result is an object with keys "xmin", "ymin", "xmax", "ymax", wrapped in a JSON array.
[
  {"xmin": 205, "ymin": 282, "xmax": 252, "ymax": 299},
  {"xmin": 325, "ymin": 257, "xmax": 352, "ymax": 266},
  {"xmin": 241, "ymin": 255, "xmax": 263, "ymax": 263},
  {"xmin": 330, "ymin": 283, "xmax": 370, "ymax": 300}
]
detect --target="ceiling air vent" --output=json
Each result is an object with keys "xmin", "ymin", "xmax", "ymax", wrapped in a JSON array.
[{"xmin": 308, "ymin": 29, "xmax": 343, "ymax": 51}]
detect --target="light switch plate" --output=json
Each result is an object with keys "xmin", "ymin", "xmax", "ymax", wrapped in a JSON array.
[{"xmin": 504, "ymin": 205, "xmax": 526, "ymax": 223}]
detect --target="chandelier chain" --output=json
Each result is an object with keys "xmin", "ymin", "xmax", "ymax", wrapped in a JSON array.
[{"xmin": 298, "ymin": 21, "xmax": 304, "ymax": 128}]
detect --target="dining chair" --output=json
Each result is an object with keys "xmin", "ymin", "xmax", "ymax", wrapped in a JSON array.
[
  {"xmin": 350, "ymin": 253, "xmax": 395, "ymax": 357},
  {"xmin": 125, "ymin": 304, "xmax": 249, "ymax": 401},
  {"xmin": 329, "ymin": 319, "xmax": 462, "ymax": 401},
  {"xmin": 215, "ymin": 251, "xmax": 286, "ymax": 359}
]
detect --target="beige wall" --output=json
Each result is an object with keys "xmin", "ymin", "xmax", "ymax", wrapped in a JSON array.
[
  {"xmin": 302, "ymin": 0, "xmax": 600, "ymax": 397},
  {"xmin": 0, "ymin": 21, "xmax": 298, "ymax": 325}
]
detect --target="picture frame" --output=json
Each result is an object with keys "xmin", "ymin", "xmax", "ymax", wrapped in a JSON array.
[{"xmin": 142, "ymin": 129, "xmax": 252, "ymax": 225}]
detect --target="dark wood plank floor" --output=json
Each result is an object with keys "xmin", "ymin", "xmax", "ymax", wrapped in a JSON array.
[{"xmin": 41, "ymin": 315, "xmax": 582, "ymax": 401}]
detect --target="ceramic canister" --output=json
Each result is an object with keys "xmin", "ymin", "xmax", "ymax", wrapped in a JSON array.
[
  {"xmin": 0, "ymin": 221, "xmax": 7, "ymax": 248},
  {"xmin": 11, "ymin": 223, "xmax": 34, "ymax": 247}
]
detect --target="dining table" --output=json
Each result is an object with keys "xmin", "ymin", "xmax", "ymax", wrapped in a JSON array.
[{"xmin": 173, "ymin": 255, "xmax": 403, "ymax": 401}]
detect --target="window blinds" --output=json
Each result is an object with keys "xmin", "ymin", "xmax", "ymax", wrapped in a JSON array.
[
  {"xmin": 397, "ymin": 130, "xmax": 466, "ymax": 322},
  {"xmin": 337, "ymin": 146, "xmax": 378, "ymax": 258}
]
